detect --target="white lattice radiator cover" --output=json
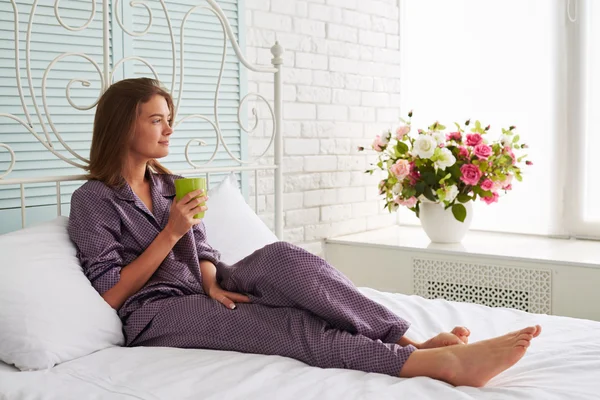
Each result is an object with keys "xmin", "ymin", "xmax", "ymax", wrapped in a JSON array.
[{"xmin": 412, "ymin": 257, "xmax": 552, "ymax": 314}]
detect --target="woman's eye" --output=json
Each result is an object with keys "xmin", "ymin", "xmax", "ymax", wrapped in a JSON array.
[{"xmin": 153, "ymin": 119, "xmax": 160, "ymax": 124}]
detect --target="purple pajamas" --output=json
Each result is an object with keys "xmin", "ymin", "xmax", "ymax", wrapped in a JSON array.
[{"xmin": 68, "ymin": 172, "xmax": 416, "ymax": 377}]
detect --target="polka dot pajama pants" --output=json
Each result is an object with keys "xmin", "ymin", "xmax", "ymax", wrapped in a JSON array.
[{"xmin": 131, "ymin": 241, "xmax": 417, "ymax": 376}]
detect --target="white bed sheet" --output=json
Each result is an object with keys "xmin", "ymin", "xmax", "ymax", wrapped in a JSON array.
[{"xmin": 1, "ymin": 288, "xmax": 599, "ymax": 400}]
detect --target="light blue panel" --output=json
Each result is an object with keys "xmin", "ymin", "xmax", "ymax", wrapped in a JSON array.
[
  {"xmin": 0, "ymin": 0, "xmax": 245, "ymax": 234},
  {"xmin": 0, "ymin": 0, "xmax": 110, "ymax": 233}
]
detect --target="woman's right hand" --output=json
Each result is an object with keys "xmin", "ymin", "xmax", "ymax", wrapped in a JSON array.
[{"xmin": 165, "ymin": 189, "xmax": 208, "ymax": 240}]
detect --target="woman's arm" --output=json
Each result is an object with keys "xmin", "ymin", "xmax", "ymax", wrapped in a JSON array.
[
  {"xmin": 101, "ymin": 228, "xmax": 179, "ymax": 309},
  {"xmin": 102, "ymin": 190, "xmax": 207, "ymax": 309},
  {"xmin": 200, "ymin": 259, "xmax": 218, "ymax": 294}
]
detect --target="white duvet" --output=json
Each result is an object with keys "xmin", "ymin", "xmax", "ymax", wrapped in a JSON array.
[{"xmin": 1, "ymin": 288, "xmax": 599, "ymax": 400}]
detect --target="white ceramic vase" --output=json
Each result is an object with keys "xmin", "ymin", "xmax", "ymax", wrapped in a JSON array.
[{"xmin": 419, "ymin": 201, "xmax": 473, "ymax": 243}]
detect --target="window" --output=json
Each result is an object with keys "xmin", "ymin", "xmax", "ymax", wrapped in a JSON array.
[
  {"xmin": 398, "ymin": 0, "xmax": 581, "ymax": 237},
  {"xmin": 569, "ymin": 0, "xmax": 600, "ymax": 238}
]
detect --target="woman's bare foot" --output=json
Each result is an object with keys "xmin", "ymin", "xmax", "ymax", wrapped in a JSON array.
[
  {"xmin": 420, "ymin": 326, "xmax": 471, "ymax": 349},
  {"xmin": 399, "ymin": 325, "xmax": 542, "ymax": 387}
]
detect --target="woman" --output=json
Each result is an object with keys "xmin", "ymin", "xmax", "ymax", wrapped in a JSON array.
[{"xmin": 68, "ymin": 78, "xmax": 541, "ymax": 387}]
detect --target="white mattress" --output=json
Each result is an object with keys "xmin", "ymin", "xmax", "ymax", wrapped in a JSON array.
[{"xmin": 2, "ymin": 288, "xmax": 599, "ymax": 400}]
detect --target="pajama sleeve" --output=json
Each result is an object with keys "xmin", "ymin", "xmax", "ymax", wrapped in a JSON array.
[
  {"xmin": 68, "ymin": 189, "xmax": 124, "ymax": 295},
  {"xmin": 192, "ymin": 220, "xmax": 221, "ymax": 265}
]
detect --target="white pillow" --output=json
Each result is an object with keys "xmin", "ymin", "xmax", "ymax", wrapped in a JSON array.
[
  {"xmin": 204, "ymin": 173, "xmax": 278, "ymax": 265},
  {"xmin": 0, "ymin": 217, "xmax": 124, "ymax": 371}
]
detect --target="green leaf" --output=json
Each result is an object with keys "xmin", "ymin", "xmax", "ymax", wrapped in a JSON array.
[
  {"xmin": 454, "ymin": 122, "xmax": 462, "ymax": 131},
  {"xmin": 448, "ymin": 164, "xmax": 461, "ymax": 179},
  {"xmin": 423, "ymin": 185, "xmax": 437, "ymax": 202},
  {"xmin": 402, "ymin": 186, "xmax": 417, "ymax": 199},
  {"xmin": 512, "ymin": 135, "xmax": 520, "ymax": 143},
  {"xmin": 452, "ymin": 203, "xmax": 467, "ymax": 223},
  {"xmin": 439, "ymin": 173, "xmax": 452, "ymax": 184},
  {"xmin": 397, "ymin": 141, "xmax": 409, "ymax": 154},
  {"xmin": 515, "ymin": 173, "xmax": 523, "ymax": 182},
  {"xmin": 422, "ymin": 171, "xmax": 437, "ymax": 186},
  {"xmin": 415, "ymin": 181, "xmax": 426, "ymax": 196},
  {"xmin": 377, "ymin": 161, "xmax": 383, "ymax": 169},
  {"xmin": 457, "ymin": 194, "xmax": 471, "ymax": 203}
]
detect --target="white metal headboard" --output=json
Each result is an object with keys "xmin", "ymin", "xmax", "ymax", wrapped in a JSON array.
[{"xmin": 0, "ymin": 0, "xmax": 284, "ymax": 238}]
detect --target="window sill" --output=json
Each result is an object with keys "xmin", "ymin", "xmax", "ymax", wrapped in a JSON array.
[{"xmin": 325, "ymin": 224, "xmax": 600, "ymax": 270}]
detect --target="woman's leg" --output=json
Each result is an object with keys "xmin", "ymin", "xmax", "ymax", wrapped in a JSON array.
[
  {"xmin": 399, "ymin": 325, "xmax": 542, "ymax": 387},
  {"xmin": 131, "ymin": 294, "xmax": 416, "ymax": 377},
  {"xmin": 216, "ymin": 241, "xmax": 409, "ymax": 344}
]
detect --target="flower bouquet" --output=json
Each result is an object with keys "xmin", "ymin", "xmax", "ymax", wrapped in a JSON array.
[{"xmin": 359, "ymin": 111, "xmax": 531, "ymax": 242}]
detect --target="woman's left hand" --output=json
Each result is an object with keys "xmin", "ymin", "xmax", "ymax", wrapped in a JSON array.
[{"xmin": 206, "ymin": 283, "xmax": 251, "ymax": 310}]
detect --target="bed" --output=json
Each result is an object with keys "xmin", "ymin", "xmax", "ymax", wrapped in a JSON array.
[
  {"xmin": 1, "ymin": 0, "xmax": 600, "ymax": 399},
  {"xmin": 2, "ymin": 288, "xmax": 600, "ymax": 399}
]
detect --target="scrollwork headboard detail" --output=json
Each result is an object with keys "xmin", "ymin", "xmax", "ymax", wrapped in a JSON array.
[{"xmin": 0, "ymin": 0, "xmax": 284, "ymax": 238}]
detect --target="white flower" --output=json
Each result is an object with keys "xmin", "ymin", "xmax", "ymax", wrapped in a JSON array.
[
  {"xmin": 434, "ymin": 147, "xmax": 456, "ymax": 170},
  {"xmin": 380, "ymin": 132, "xmax": 391, "ymax": 145},
  {"xmin": 392, "ymin": 182, "xmax": 403, "ymax": 195},
  {"xmin": 412, "ymin": 134, "xmax": 437, "ymax": 159},
  {"xmin": 499, "ymin": 134, "xmax": 512, "ymax": 147},
  {"xmin": 445, "ymin": 185, "xmax": 459, "ymax": 203},
  {"xmin": 432, "ymin": 131, "xmax": 446, "ymax": 146}
]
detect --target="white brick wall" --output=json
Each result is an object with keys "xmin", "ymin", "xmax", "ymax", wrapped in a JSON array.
[{"xmin": 246, "ymin": 0, "xmax": 400, "ymax": 255}]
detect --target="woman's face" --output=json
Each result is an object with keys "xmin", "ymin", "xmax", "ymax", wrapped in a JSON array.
[{"xmin": 129, "ymin": 94, "xmax": 173, "ymax": 161}]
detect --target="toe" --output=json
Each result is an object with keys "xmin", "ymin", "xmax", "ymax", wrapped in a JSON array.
[
  {"xmin": 533, "ymin": 325, "xmax": 542, "ymax": 338},
  {"xmin": 452, "ymin": 326, "xmax": 470, "ymax": 337},
  {"xmin": 521, "ymin": 326, "xmax": 538, "ymax": 335},
  {"xmin": 518, "ymin": 333, "xmax": 534, "ymax": 342},
  {"xmin": 516, "ymin": 339, "xmax": 531, "ymax": 348}
]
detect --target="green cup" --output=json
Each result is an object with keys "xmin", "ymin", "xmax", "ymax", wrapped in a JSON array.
[{"xmin": 174, "ymin": 177, "xmax": 207, "ymax": 219}]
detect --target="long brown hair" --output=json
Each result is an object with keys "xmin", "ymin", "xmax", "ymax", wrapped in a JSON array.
[{"xmin": 87, "ymin": 78, "xmax": 173, "ymax": 187}]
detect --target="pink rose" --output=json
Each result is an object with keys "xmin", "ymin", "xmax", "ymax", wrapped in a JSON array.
[
  {"xmin": 390, "ymin": 159, "xmax": 411, "ymax": 180},
  {"xmin": 504, "ymin": 184, "xmax": 513, "ymax": 191},
  {"xmin": 481, "ymin": 192, "xmax": 499, "ymax": 205},
  {"xmin": 458, "ymin": 146, "xmax": 469, "ymax": 159},
  {"xmin": 460, "ymin": 164, "xmax": 483, "ymax": 186},
  {"xmin": 372, "ymin": 135, "xmax": 383, "ymax": 152},
  {"xmin": 396, "ymin": 125, "xmax": 410, "ymax": 140},
  {"xmin": 466, "ymin": 133, "xmax": 483, "ymax": 147},
  {"xmin": 395, "ymin": 196, "xmax": 418, "ymax": 208},
  {"xmin": 480, "ymin": 179, "xmax": 494, "ymax": 191},
  {"xmin": 473, "ymin": 144, "xmax": 492, "ymax": 160},
  {"xmin": 446, "ymin": 132, "xmax": 462, "ymax": 141}
]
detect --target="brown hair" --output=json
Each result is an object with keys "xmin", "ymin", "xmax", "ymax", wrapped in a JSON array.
[{"xmin": 87, "ymin": 77, "xmax": 173, "ymax": 187}]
